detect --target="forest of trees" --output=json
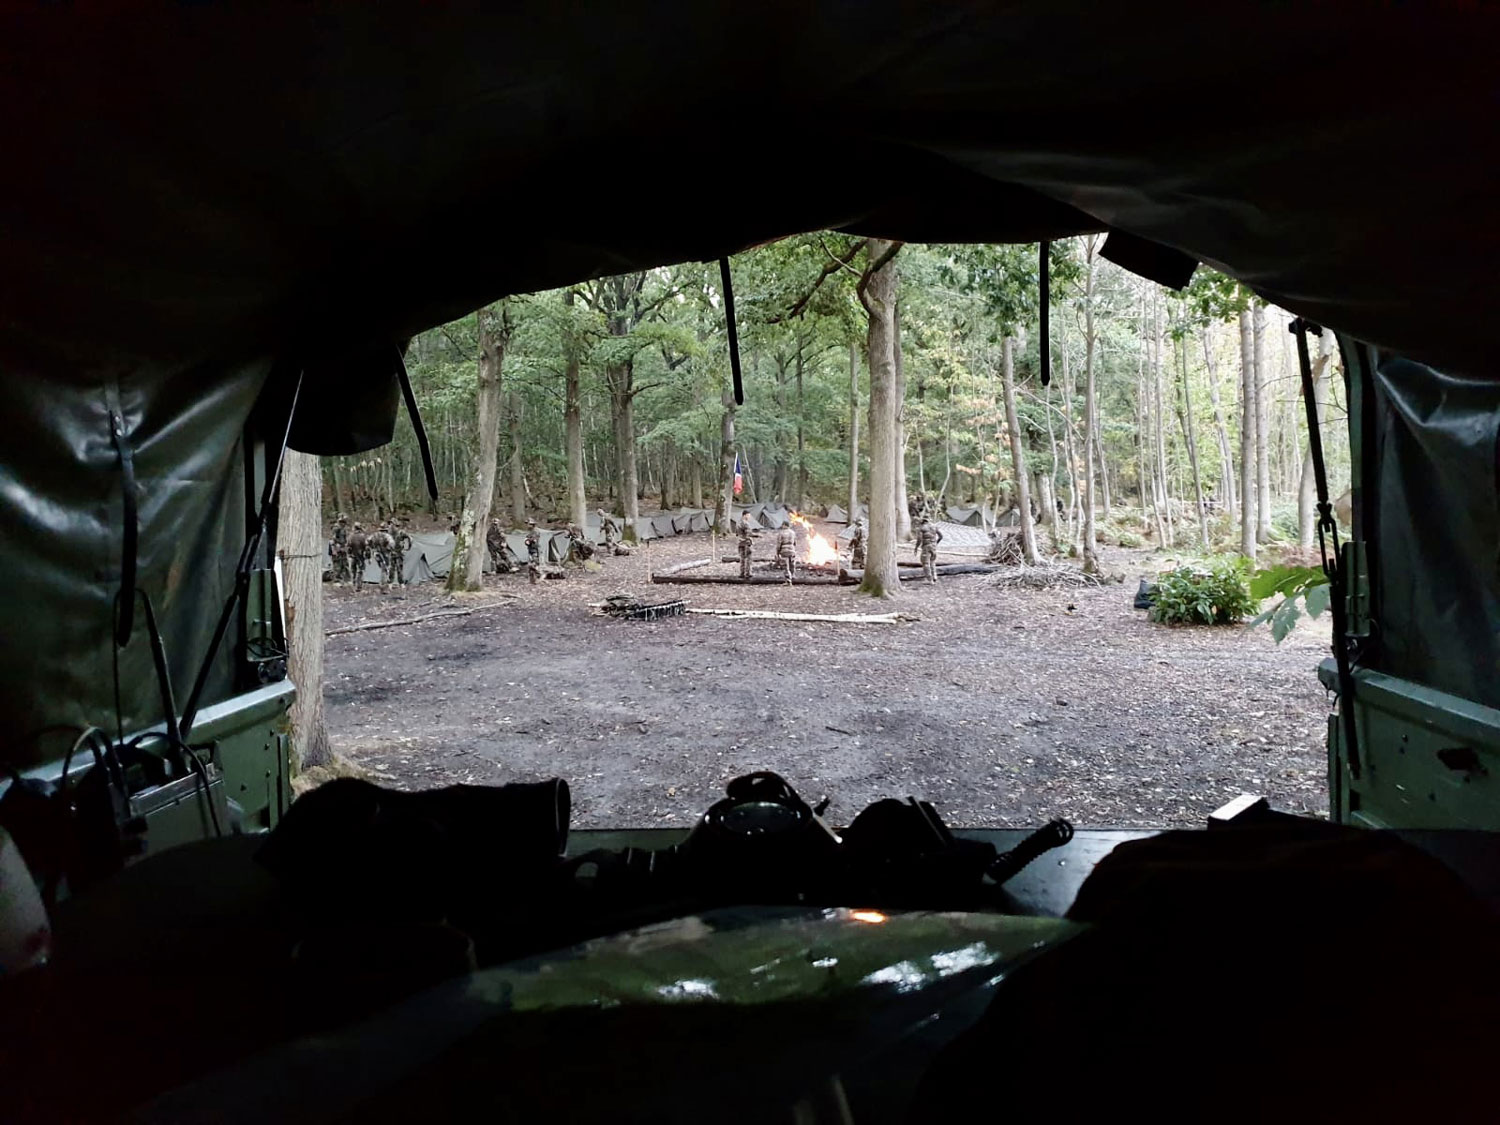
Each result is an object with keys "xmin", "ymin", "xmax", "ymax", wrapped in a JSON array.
[{"xmin": 324, "ymin": 235, "xmax": 1348, "ymax": 593}]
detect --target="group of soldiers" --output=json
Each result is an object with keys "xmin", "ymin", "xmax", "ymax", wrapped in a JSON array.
[
  {"xmin": 330, "ymin": 514, "xmax": 413, "ymax": 590},
  {"xmin": 734, "ymin": 513, "xmax": 945, "ymax": 584},
  {"xmin": 480, "ymin": 510, "xmax": 627, "ymax": 585},
  {"xmin": 735, "ymin": 516, "xmax": 805, "ymax": 580}
]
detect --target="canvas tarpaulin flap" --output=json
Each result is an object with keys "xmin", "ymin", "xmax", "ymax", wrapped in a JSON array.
[
  {"xmin": 1364, "ymin": 349, "xmax": 1500, "ymax": 708},
  {"xmin": 0, "ymin": 360, "xmax": 271, "ymax": 765},
  {"xmin": 2, "ymin": 5, "xmax": 1497, "ymax": 380}
]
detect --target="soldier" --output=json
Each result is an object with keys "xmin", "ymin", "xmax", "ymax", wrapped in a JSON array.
[
  {"xmin": 848, "ymin": 518, "xmax": 866, "ymax": 570},
  {"xmin": 368, "ymin": 521, "xmax": 397, "ymax": 587},
  {"xmin": 347, "ymin": 522, "xmax": 369, "ymax": 590},
  {"xmin": 774, "ymin": 522, "xmax": 797, "ymax": 579},
  {"xmin": 390, "ymin": 519, "xmax": 412, "ymax": 586},
  {"xmin": 486, "ymin": 517, "xmax": 513, "ymax": 574},
  {"xmin": 525, "ymin": 520, "xmax": 542, "ymax": 584},
  {"xmin": 916, "ymin": 517, "xmax": 944, "ymax": 584},
  {"xmin": 598, "ymin": 508, "xmax": 620, "ymax": 551},
  {"xmin": 737, "ymin": 514, "xmax": 756, "ymax": 580},
  {"xmin": 330, "ymin": 513, "xmax": 350, "ymax": 583},
  {"xmin": 567, "ymin": 523, "xmax": 595, "ymax": 565}
]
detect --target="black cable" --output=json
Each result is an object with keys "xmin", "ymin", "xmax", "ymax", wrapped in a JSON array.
[
  {"xmin": 394, "ymin": 345, "xmax": 439, "ymax": 505},
  {"xmin": 719, "ymin": 257, "xmax": 744, "ymax": 406},
  {"xmin": 1039, "ymin": 241, "xmax": 1051, "ymax": 388},
  {"xmin": 180, "ymin": 369, "xmax": 304, "ymax": 741},
  {"xmin": 183, "ymin": 745, "xmax": 223, "ymax": 838}
]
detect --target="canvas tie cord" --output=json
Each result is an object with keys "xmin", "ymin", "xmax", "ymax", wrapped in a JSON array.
[{"xmin": 1291, "ymin": 318, "xmax": 1361, "ymax": 780}]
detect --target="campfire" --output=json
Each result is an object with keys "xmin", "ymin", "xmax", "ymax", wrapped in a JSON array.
[{"xmin": 788, "ymin": 512, "xmax": 840, "ymax": 567}]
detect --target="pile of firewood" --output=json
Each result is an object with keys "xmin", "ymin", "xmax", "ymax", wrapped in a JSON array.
[
  {"xmin": 991, "ymin": 563, "xmax": 1116, "ymax": 590},
  {"xmin": 985, "ymin": 530, "xmax": 1025, "ymax": 565}
]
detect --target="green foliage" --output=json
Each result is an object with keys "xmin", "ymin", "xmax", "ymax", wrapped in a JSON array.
[
  {"xmin": 1150, "ymin": 557, "xmax": 1257, "ymax": 626},
  {"xmin": 1249, "ymin": 563, "xmax": 1330, "ymax": 642},
  {"xmin": 1115, "ymin": 530, "xmax": 1144, "ymax": 548}
]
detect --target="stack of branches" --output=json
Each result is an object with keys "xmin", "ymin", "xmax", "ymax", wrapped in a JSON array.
[
  {"xmin": 985, "ymin": 529, "xmax": 1025, "ymax": 566},
  {"xmin": 991, "ymin": 563, "xmax": 1115, "ymax": 590}
]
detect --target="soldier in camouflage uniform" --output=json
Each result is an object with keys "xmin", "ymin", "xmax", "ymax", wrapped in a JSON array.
[
  {"xmin": 390, "ymin": 519, "xmax": 412, "ymax": 586},
  {"xmin": 737, "ymin": 514, "xmax": 756, "ymax": 580},
  {"xmin": 525, "ymin": 520, "xmax": 542, "ymax": 584},
  {"xmin": 486, "ymin": 517, "xmax": 513, "ymax": 574},
  {"xmin": 567, "ymin": 524, "xmax": 595, "ymax": 565},
  {"xmin": 848, "ymin": 518, "xmax": 866, "ymax": 570},
  {"xmin": 598, "ymin": 509, "xmax": 620, "ymax": 551},
  {"xmin": 330, "ymin": 513, "xmax": 350, "ymax": 583},
  {"xmin": 774, "ymin": 523, "xmax": 798, "ymax": 579},
  {"xmin": 347, "ymin": 522, "xmax": 369, "ymax": 590},
  {"xmin": 368, "ymin": 522, "xmax": 397, "ymax": 588},
  {"xmin": 915, "ymin": 517, "xmax": 944, "ymax": 584}
]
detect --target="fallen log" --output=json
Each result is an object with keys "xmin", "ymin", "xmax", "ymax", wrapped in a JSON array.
[
  {"xmin": 839, "ymin": 563, "xmax": 1001, "ymax": 584},
  {"xmin": 651, "ymin": 571, "xmax": 842, "ymax": 586},
  {"xmin": 653, "ymin": 557, "xmax": 715, "ymax": 577},
  {"xmin": 686, "ymin": 608, "xmax": 913, "ymax": 624}
]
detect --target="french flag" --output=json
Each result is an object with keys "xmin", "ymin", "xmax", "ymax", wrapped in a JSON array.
[{"xmin": 733, "ymin": 453, "xmax": 743, "ymax": 496}]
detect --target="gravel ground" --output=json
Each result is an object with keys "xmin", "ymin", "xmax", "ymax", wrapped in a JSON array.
[{"xmin": 323, "ymin": 520, "xmax": 1331, "ymax": 829}]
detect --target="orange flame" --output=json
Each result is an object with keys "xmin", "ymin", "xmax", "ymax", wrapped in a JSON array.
[{"xmin": 789, "ymin": 511, "xmax": 841, "ymax": 567}]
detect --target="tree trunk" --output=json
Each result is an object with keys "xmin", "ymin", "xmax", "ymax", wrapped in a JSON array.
[
  {"xmin": 507, "ymin": 388, "xmax": 525, "ymax": 526},
  {"xmin": 716, "ymin": 378, "xmax": 736, "ymax": 533},
  {"xmin": 1177, "ymin": 333, "xmax": 1210, "ymax": 549},
  {"xmin": 1254, "ymin": 302, "xmax": 1272, "ymax": 542},
  {"xmin": 1202, "ymin": 325, "xmax": 1236, "ymax": 523},
  {"xmin": 847, "ymin": 340, "xmax": 861, "ymax": 520},
  {"xmin": 612, "ymin": 363, "xmax": 641, "ymax": 540},
  {"xmin": 690, "ymin": 452, "xmax": 704, "ymax": 510},
  {"xmin": 278, "ymin": 451, "xmax": 332, "ymax": 770},
  {"xmin": 564, "ymin": 294, "xmax": 587, "ymax": 530},
  {"xmin": 1001, "ymin": 337, "xmax": 1042, "ymax": 565},
  {"xmin": 1298, "ymin": 331, "xmax": 1334, "ymax": 548},
  {"xmin": 893, "ymin": 298, "xmax": 911, "ymax": 541},
  {"xmin": 795, "ymin": 340, "xmax": 808, "ymax": 509},
  {"xmin": 859, "ymin": 239, "xmax": 902, "ymax": 597},
  {"xmin": 328, "ymin": 457, "xmax": 350, "ymax": 521},
  {"xmin": 1095, "ymin": 381, "xmax": 1112, "ymax": 516},
  {"xmin": 772, "ymin": 354, "xmax": 789, "ymax": 503},
  {"xmin": 1059, "ymin": 334, "xmax": 1081, "ymax": 546},
  {"xmin": 1238, "ymin": 308, "xmax": 1258, "ymax": 560},
  {"xmin": 449, "ymin": 303, "xmax": 508, "ymax": 591},
  {"xmin": 1152, "ymin": 294, "xmax": 1173, "ymax": 548},
  {"xmin": 1081, "ymin": 236, "xmax": 1100, "ymax": 574}
]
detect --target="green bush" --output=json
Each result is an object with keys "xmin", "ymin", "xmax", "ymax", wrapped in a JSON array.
[
  {"xmin": 1116, "ymin": 531, "xmax": 1144, "ymax": 548},
  {"xmin": 1150, "ymin": 557, "xmax": 1257, "ymax": 626}
]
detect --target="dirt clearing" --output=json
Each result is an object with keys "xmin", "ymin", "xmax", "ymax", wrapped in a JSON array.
[{"xmin": 324, "ymin": 524, "xmax": 1331, "ymax": 829}]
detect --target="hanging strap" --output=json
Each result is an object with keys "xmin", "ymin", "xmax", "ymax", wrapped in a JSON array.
[
  {"xmin": 179, "ymin": 369, "xmax": 304, "ymax": 741},
  {"xmin": 394, "ymin": 344, "xmax": 439, "ymax": 506},
  {"xmin": 109, "ymin": 411, "xmax": 139, "ymax": 647},
  {"xmin": 1039, "ymin": 241, "xmax": 1051, "ymax": 387},
  {"xmin": 718, "ymin": 257, "xmax": 745, "ymax": 406},
  {"xmin": 1291, "ymin": 319, "xmax": 1361, "ymax": 780}
]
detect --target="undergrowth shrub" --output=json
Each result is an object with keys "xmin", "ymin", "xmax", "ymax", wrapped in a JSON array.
[{"xmin": 1150, "ymin": 556, "xmax": 1257, "ymax": 626}]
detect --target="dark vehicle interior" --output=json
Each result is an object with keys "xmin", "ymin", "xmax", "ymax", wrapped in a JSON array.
[{"xmin": 2, "ymin": 6, "xmax": 1498, "ymax": 1122}]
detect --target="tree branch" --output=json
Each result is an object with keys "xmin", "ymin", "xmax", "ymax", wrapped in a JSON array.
[{"xmin": 771, "ymin": 238, "xmax": 868, "ymax": 323}]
